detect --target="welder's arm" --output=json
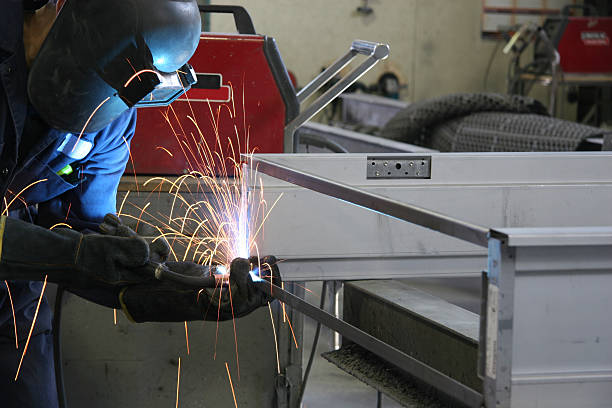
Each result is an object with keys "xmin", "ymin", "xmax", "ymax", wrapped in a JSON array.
[
  {"xmin": 36, "ymin": 109, "xmax": 137, "ymax": 232},
  {"xmin": 119, "ymin": 256, "xmax": 282, "ymax": 323},
  {"xmin": 0, "ymin": 215, "xmax": 154, "ymax": 290}
]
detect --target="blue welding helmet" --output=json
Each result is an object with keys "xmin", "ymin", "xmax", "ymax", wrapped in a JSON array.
[{"xmin": 27, "ymin": 0, "xmax": 201, "ymax": 134}]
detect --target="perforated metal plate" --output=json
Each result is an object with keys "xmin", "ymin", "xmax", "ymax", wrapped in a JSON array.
[{"xmin": 367, "ymin": 156, "xmax": 431, "ymax": 179}]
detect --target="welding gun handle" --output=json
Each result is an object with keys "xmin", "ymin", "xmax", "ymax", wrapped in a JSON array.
[{"xmin": 154, "ymin": 263, "xmax": 217, "ymax": 288}]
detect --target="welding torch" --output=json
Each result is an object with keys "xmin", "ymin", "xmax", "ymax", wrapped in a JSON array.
[
  {"xmin": 151, "ymin": 257, "xmax": 282, "ymax": 303},
  {"xmin": 152, "ymin": 262, "xmax": 221, "ymax": 288}
]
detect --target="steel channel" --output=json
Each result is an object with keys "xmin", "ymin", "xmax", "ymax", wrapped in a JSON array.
[
  {"xmin": 256, "ymin": 281, "xmax": 483, "ymax": 407},
  {"xmin": 249, "ymin": 157, "xmax": 489, "ymax": 247}
]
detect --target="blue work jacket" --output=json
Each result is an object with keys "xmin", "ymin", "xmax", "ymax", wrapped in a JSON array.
[{"xmin": 0, "ymin": 2, "xmax": 136, "ymax": 407}]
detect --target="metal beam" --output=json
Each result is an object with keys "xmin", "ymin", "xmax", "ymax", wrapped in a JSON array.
[{"xmin": 247, "ymin": 156, "xmax": 490, "ymax": 247}]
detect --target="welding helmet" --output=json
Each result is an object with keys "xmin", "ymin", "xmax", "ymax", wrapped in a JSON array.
[{"xmin": 27, "ymin": 0, "xmax": 201, "ymax": 134}]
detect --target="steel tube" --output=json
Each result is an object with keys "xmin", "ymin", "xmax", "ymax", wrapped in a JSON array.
[
  {"xmin": 296, "ymin": 51, "xmax": 356, "ymax": 104},
  {"xmin": 248, "ymin": 157, "xmax": 490, "ymax": 247}
]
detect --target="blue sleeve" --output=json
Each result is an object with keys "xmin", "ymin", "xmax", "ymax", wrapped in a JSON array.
[{"xmin": 37, "ymin": 109, "xmax": 137, "ymax": 232}]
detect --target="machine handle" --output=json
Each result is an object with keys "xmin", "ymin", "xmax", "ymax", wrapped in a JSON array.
[
  {"xmin": 199, "ymin": 5, "xmax": 256, "ymax": 35},
  {"xmin": 351, "ymin": 40, "xmax": 390, "ymax": 59},
  {"xmin": 561, "ymin": 4, "xmax": 598, "ymax": 17},
  {"xmin": 287, "ymin": 39, "xmax": 390, "ymax": 152}
]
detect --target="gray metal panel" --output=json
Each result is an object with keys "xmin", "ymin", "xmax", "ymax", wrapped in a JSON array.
[
  {"xmin": 250, "ymin": 156, "xmax": 490, "ymax": 247},
  {"xmin": 346, "ymin": 280, "xmax": 479, "ymax": 342},
  {"xmin": 507, "ymin": 244, "xmax": 612, "ymax": 408},
  {"xmin": 492, "ymin": 227, "xmax": 612, "ymax": 247},
  {"xmin": 249, "ymin": 152, "xmax": 612, "ymax": 187},
  {"xmin": 511, "ymin": 381, "xmax": 612, "ymax": 408},
  {"xmin": 483, "ymin": 232, "xmax": 612, "ymax": 408},
  {"xmin": 246, "ymin": 153, "xmax": 612, "ymax": 281}
]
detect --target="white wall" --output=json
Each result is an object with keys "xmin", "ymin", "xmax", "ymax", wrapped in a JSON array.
[{"xmin": 201, "ymin": 0, "xmax": 512, "ymax": 102}]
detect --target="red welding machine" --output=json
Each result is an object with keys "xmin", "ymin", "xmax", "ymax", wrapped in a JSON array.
[
  {"xmin": 127, "ymin": 5, "xmax": 298, "ymax": 175},
  {"xmin": 542, "ymin": 8, "xmax": 612, "ymax": 74}
]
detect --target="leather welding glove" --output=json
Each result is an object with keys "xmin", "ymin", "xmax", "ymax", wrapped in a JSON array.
[
  {"xmin": 0, "ymin": 215, "xmax": 155, "ymax": 290},
  {"xmin": 119, "ymin": 256, "xmax": 282, "ymax": 323},
  {"xmin": 99, "ymin": 213, "xmax": 170, "ymax": 263}
]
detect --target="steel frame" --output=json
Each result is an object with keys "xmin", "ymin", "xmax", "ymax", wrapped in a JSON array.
[{"xmin": 245, "ymin": 152, "xmax": 612, "ymax": 408}]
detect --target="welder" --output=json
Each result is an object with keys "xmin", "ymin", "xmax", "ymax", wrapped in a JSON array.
[{"xmin": 0, "ymin": 1, "xmax": 279, "ymax": 407}]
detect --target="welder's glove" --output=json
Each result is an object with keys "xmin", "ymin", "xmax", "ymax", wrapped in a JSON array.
[
  {"xmin": 0, "ymin": 215, "xmax": 156, "ymax": 290},
  {"xmin": 212, "ymin": 256, "xmax": 282, "ymax": 317},
  {"xmin": 118, "ymin": 256, "xmax": 282, "ymax": 323},
  {"xmin": 99, "ymin": 213, "xmax": 170, "ymax": 263}
]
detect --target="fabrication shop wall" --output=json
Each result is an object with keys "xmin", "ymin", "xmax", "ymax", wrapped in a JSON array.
[{"xmin": 200, "ymin": 0, "xmax": 513, "ymax": 103}]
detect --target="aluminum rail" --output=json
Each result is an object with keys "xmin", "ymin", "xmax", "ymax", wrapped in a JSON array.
[
  {"xmin": 296, "ymin": 40, "xmax": 389, "ymax": 104},
  {"xmin": 255, "ymin": 281, "xmax": 483, "ymax": 408},
  {"xmin": 247, "ymin": 156, "xmax": 490, "ymax": 247},
  {"xmin": 286, "ymin": 40, "xmax": 389, "ymax": 152}
]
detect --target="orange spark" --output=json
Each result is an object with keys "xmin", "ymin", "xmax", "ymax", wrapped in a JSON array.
[
  {"xmin": 281, "ymin": 282, "xmax": 286, "ymax": 323},
  {"xmin": 74, "ymin": 96, "xmax": 111, "ymax": 149},
  {"xmin": 49, "ymin": 223, "xmax": 72, "ymax": 230},
  {"xmin": 125, "ymin": 58, "xmax": 142, "ymax": 82},
  {"xmin": 113, "ymin": 309, "xmax": 117, "ymax": 325},
  {"xmin": 283, "ymin": 307, "xmax": 299, "ymax": 350},
  {"xmin": 118, "ymin": 190, "xmax": 130, "ymax": 216},
  {"xmin": 64, "ymin": 202, "xmax": 72, "ymax": 221},
  {"xmin": 4, "ymin": 281, "xmax": 18, "ymax": 349},
  {"xmin": 268, "ymin": 302, "xmax": 280, "ymax": 374},
  {"xmin": 227, "ymin": 281, "xmax": 240, "ymax": 380},
  {"xmin": 225, "ymin": 362, "xmax": 238, "ymax": 408},
  {"xmin": 3, "ymin": 179, "xmax": 48, "ymax": 214},
  {"xmin": 124, "ymin": 69, "xmax": 158, "ymax": 88},
  {"xmin": 121, "ymin": 135, "xmax": 140, "ymax": 194},
  {"xmin": 156, "ymin": 146, "xmax": 174, "ymax": 157},
  {"xmin": 175, "ymin": 356, "xmax": 181, "ymax": 408},
  {"xmin": 184, "ymin": 321, "xmax": 190, "ymax": 355},
  {"xmin": 135, "ymin": 202, "xmax": 151, "ymax": 233},
  {"xmin": 214, "ymin": 285, "xmax": 223, "ymax": 360},
  {"xmin": 15, "ymin": 275, "xmax": 48, "ymax": 381}
]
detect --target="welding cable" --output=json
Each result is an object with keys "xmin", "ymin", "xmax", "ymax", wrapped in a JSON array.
[
  {"xmin": 53, "ymin": 286, "xmax": 67, "ymax": 408},
  {"xmin": 298, "ymin": 134, "xmax": 349, "ymax": 153},
  {"xmin": 483, "ymin": 40, "xmax": 502, "ymax": 91},
  {"xmin": 297, "ymin": 281, "xmax": 328, "ymax": 406}
]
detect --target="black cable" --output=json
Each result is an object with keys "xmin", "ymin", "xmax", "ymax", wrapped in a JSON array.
[
  {"xmin": 53, "ymin": 286, "xmax": 67, "ymax": 408},
  {"xmin": 298, "ymin": 134, "xmax": 349, "ymax": 153},
  {"xmin": 297, "ymin": 281, "xmax": 328, "ymax": 406},
  {"xmin": 483, "ymin": 40, "xmax": 502, "ymax": 91}
]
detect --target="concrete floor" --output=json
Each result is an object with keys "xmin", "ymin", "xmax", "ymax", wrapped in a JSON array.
[{"xmin": 300, "ymin": 277, "xmax": 482, "ymax": 408}]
